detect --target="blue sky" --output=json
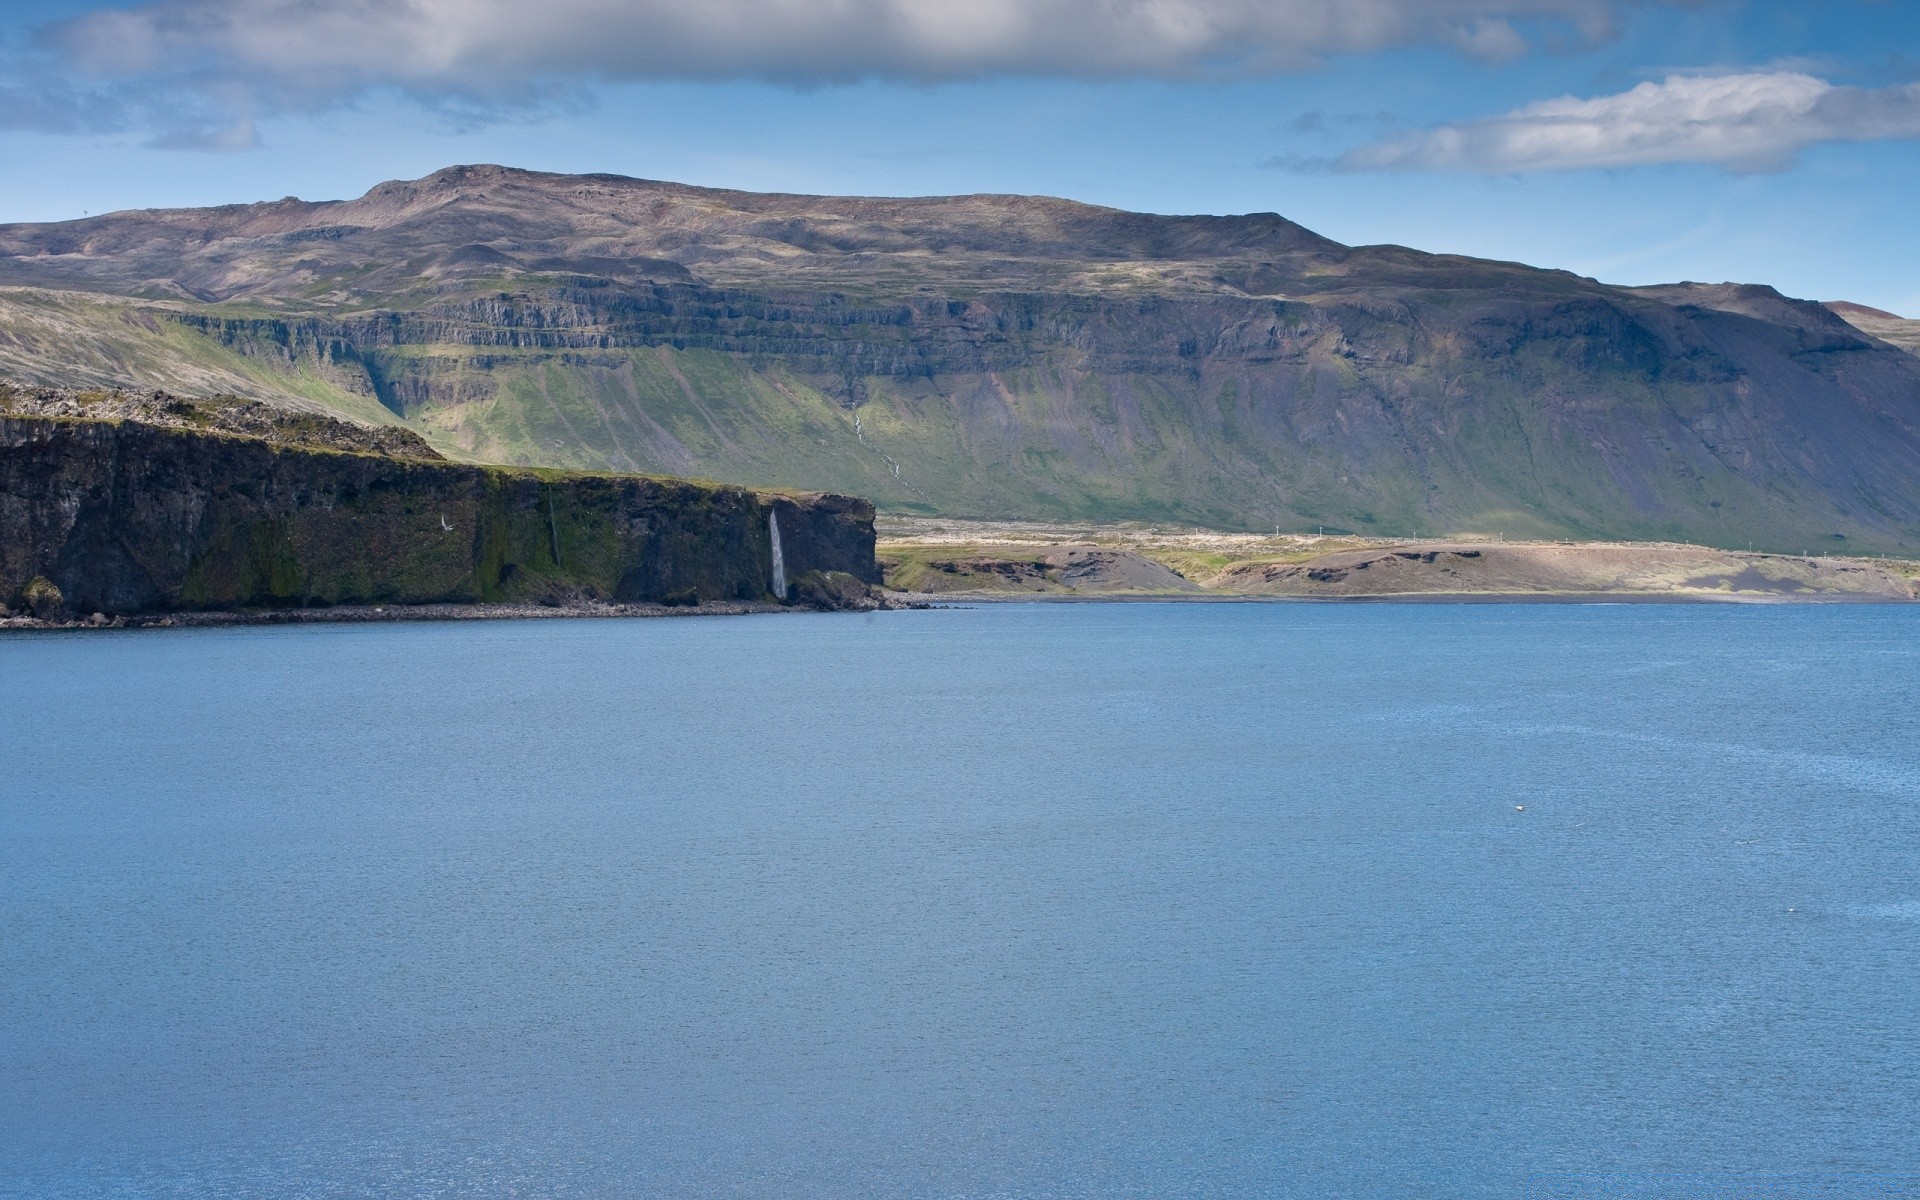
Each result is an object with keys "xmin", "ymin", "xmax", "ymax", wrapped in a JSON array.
[{"xmin": 2, "ymin": 0, "xmax": 1917, "ymax": 314}]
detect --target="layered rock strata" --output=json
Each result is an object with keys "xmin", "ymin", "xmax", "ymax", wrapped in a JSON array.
[{"xmin": 0, "ymin": 387, "xmax": 879, "ymax": 619}]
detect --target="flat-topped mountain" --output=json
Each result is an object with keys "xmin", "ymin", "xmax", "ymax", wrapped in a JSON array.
[
  {"xmin": 0, "ymin": 164, "xmax": 1341, "ymax": 302},
  {"xmin": 4, "ymin": 165, "xmax": 1920, "ymax": 554}
]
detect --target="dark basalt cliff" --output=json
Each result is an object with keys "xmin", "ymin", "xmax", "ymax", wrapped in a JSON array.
[
  {"xmin": 5, "ymin": 165, "xmax": 1920, "ymax": 553},
  {"xmin": 0, "ymin": 390, "xmax": 879, "ymax": 620}
]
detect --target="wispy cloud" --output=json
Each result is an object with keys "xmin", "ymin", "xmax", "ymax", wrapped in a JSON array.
[
  {"xmin": 0, "ymin": 70, "xmax": 258, "ymax": 150},
  {"xmin": 1337, "ymin": 71, "xmax": 1920, "ymax": 173},
  {"xmin": 144, "ymin": 116, "xmax": 259, "ymax": 152}
]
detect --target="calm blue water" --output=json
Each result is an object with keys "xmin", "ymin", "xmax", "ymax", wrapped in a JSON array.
[{"xmin": 2, "ymin": 603, "xmax": 1918, "ymax": 1200}]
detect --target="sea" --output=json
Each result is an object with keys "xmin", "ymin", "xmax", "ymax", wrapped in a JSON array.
[{"xmin": 2, "ymin": 603, "xmax": 1917, "ymax": 1199}]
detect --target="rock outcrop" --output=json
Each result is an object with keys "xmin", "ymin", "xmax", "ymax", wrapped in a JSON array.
[{"xmin": 0, "ymin": 387, "xmax": 880, "ymax": 618}]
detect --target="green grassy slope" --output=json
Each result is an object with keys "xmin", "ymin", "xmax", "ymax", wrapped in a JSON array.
[
  {"xmin": 10, "ymin": 290, "xmax": 1913, "ymax": 556},
  {"xmin": 0, "ymin": 289, "xmax": 403, "ymax": 430},
  {"xmin": 377, "ymin": 341, "xmax": 1920, "ymax": 556}
]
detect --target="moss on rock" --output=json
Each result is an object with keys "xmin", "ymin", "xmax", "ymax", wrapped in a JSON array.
[{"xmin": 18, "ymin": 575, "xmax": 67, "ymax": 621}]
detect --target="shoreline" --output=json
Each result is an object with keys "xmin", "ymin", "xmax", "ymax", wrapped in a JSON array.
[
  {"xmin": 878, "ymin": 523, "xmax": 1920, "ymax": 604},
  {"xmin": 0, "ymin": 597, "xmax": 908, "ymax": 633},
  {"xmin": 889, "ymin": 589, "xmax": 1919, "ymax": 606},
  {"xmin": 4, "ymin": 589, "xmax": 1912, "ymax": 633}
]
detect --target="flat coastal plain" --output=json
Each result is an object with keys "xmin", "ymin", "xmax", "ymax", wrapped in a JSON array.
[{"xmin": 879, "ymin": 517, "xmax": 1920, "ymax": 603}]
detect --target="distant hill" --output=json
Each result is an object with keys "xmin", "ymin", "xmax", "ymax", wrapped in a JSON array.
[
  {"xmin": 1826, "ymin": 301, "xmax": 1920, "ymax": 357},
  {"xmin": 4, "ymin": 164, "xmax": 1920, "ymax": 554}
]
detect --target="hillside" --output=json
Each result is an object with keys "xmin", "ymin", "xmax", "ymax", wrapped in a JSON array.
[
  {"xmin": 1827, "ymin": 301, "xmax": 1920, "ymax": 356},
  {"xmin": 5, "ymin": 165, "xmax": 1920, "ymax": 554}
]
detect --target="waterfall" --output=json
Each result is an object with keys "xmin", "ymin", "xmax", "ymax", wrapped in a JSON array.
[
  {"xmin": 769, "ymin": 509, "xmax": 788, "ymax": 600},
  {"xmin": 545, "ymin": 490, "xmax": 562, "ymax": 568}
]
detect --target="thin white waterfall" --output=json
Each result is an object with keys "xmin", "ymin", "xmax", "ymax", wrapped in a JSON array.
[{"xmin": 769, "ymin": 509, "xmax": 788, "ymax": 600}]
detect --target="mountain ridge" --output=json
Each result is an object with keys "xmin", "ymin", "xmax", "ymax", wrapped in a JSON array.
[{"xmin": 4, "ymin": 165, "xmax": 1920, "ymax": 554}]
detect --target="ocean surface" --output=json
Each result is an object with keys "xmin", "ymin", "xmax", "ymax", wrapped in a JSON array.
[{"xmin": 2, "ymin": 603, "xmax": 1918, "ymax": 1200}]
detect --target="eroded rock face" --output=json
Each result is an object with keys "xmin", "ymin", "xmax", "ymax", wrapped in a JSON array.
[{"xmin": 0, "ymin": 407, "xmax": 880, "ymax": 616}]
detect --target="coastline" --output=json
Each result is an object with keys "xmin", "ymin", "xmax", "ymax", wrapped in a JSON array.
[
  {"xmin": 889, "ymin": 590, "xmax": 1920, "ymax": 606},
  {"xmin": 9, "ymin": 587, "xmax": 1912, "ymax": 633},
  {"xmin": 0, "ymin": 596, "xmax": 913, "ymax": 633}
]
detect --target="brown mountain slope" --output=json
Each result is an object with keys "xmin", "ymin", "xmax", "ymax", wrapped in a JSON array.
[
  {"xmin": 0, "ymin": 165, "xmax": 1339, "ymax": 303},
  {"xmin": 1826, "ymin": 301, "xmax": 1920, "ymax": 356},
  {"xmin": 4, "ymin": 165, "xmax": 1920, "ymax": 554}
]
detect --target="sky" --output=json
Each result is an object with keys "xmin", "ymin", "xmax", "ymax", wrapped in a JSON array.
[{"xmin": 1, "ymin": 0, "xmax": 1917, "ymax": 314}]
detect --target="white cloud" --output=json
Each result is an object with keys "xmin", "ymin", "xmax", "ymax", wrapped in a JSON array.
[
  {"xmin": 1338, "ymin": 71, "xmax": 1920, "ymax": 173},
  {"xmin": 41, "ymin": 0, "xmax": 1642, "ymax": 96}
]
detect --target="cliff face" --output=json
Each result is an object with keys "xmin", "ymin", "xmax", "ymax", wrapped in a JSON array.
[
  {"xmin": 6, "ymin": 164, "xmax": 1920, "ymax": 553},
  {"xmin": 136, "ymin": 281, "xmax": 1920, "ymax": 556},
  {"xmin": 0, "ymin": 408, "xmax": 878, "ymax": 618}
]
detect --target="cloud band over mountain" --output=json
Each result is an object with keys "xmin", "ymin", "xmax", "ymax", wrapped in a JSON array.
[
  {"xmin": 40, "ymin": 0, "xmax": 1644, "ymax": 91},
  {"xmin": 16, "ymin": 0, "xmax": 1904, "ymax": 177},
  {"xmin": 1337, "ymin": 71, "xmax": 1920, "ymax": 173},
  {"xmin": 0, "ymin": 0, "xmax": 1687, "ymax": 148}
]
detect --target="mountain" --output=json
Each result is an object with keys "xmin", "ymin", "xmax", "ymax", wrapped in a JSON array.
[{"xmin": 4, "ymin": 163, "xmax": 1920, "ymax": 554}]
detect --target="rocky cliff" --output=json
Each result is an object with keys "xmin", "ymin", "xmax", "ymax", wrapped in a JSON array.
[
  {"xmin": 0, "ymin": 387, "xmax": 879, "ymax": 619},
  {"xmin": 5, "ymin": 165, "xmax": 1920, "ymax": 554}
]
